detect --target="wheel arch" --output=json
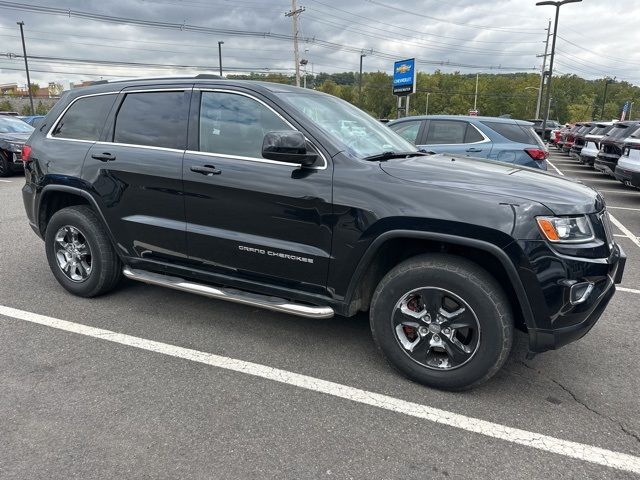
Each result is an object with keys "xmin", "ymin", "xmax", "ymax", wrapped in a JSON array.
[
  {"xmin": 344, "ymin": 231, "xmax": 536, "ymax": 333},
  {"xmin": 37, "ymin": 186, "xmax": 119, "ymax": 252}
]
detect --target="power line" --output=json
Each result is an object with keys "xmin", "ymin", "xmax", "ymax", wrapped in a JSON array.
[
  {"xmin": 0, "ymin": 1, "xmax": 539, "ymax": 72},
  {"xmin": 365, "ymin": 0, "xmax": 543, "ymax": 33},
  {"xmin": 305, "ymin": 0, "xmax": 543, "ymax": 45}
]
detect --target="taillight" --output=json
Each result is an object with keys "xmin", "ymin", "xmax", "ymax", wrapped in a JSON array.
[
  {"xmin": 21, "ymin": 144, "xmax": 32, "ymax": 162},
  {"xmin": 525, "ymin": 148, "xmax": 548, "ymax": 161}
]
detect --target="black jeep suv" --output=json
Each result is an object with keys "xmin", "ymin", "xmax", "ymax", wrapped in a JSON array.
[{"xmin": 21, "ymin": 77, "xmax": 625, "ymax": 390}]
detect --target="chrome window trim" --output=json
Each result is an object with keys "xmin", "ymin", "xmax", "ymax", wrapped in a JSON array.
[
  {"xmin": 46, "ymin": 91, "xmax": 119, "ymax": 141},
  {"xmin": 94, "ymin": 141, "xmax": 185, "ymax": 154},
  {"xmin": 194, "ymin": 88, "xmax": 328, "ymax": 170}
]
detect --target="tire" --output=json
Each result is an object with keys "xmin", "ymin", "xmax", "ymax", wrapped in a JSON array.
[
  {"xmin": 0, "ymin": 151, "xmax": 11, "ymax": 177},
  {"xmin": 370, "ymin": 253, "xmax": 513, "ymax": 391},
  {"xmin": 45, "ymin": 205, "xmax": 122, "ymax": 297}
]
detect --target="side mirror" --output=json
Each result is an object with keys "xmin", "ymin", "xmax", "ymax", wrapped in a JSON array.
[{"xmin": 262, "ymin": 131, "xmax": 318, "ymax": 167}]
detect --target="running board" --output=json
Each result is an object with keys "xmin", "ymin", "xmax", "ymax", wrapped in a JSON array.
[{"xmin": 122, "ymin": 267, "xmax": 334, "ymax": 319}]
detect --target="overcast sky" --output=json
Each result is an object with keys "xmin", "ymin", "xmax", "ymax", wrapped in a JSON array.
[{"xmin": 1, "ymin": 0, "xmax": 639, "ymax": 88}]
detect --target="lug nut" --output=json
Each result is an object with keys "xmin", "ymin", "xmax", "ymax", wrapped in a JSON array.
[
  {"xmin": 433, "ymin": 334, "xmax": 440, "ymax": 342},
  {"xmin": 418, "ymin": 326, "xmax": 428, "ymax": 336},
  {"xmin": 443, "ymin": 328, "xmax": 451, "ymax": 335}
]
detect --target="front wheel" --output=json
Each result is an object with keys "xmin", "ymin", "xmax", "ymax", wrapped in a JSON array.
[{"xmin": 370, "ymin": 254, "xmax": 513, "ymax": 390}]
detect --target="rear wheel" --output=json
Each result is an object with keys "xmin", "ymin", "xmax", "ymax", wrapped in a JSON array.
[
  {"xmin": 45, "ymin": 205, "xmax": 122, "ymax": 297},
  {"xmin": 370, "ymin": 254, "xmax": 513, "ymax": 390}
]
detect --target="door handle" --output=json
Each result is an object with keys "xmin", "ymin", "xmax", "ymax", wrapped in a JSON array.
[
  {"xmin": 91, "ymin": 152, "xmax": 116, "ymax": 162},
  {"xmin": 466, "ymin": 148, "xmax": 482, "ymax": 153},
  {"xmin": 190, "ymin": 165, "xmax": 222, "ymax": 176}
]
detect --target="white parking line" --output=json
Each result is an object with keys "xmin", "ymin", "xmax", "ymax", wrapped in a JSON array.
[
  {"xmin": 608, "ymin": 206, "xmax": 640, "ymax": 212},
  {"xmin": 597, "ymin": 189, "xmax": 640, "ymax": 196},
  {"xmin": 609, "ymin": 215, "xmax": 640, "ymax": 249},
  {"xmin": 0, "ymin": 179, "xmax": 12, "ymax": 183},
  {"xmin": 547, "ymin": 160, "xmax": 640, "ymax": 248},
  {"xmin": 618, "ymin": 287, "xmax": 640, "ymax": 295},
  {"xmin": 1, "ymin": 305, "xmax": 639, "ymax": 475}
]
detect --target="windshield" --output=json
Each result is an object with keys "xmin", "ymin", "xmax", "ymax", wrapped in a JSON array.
[
  {"xmin": 0, "ymin": 116, "xmax": 35, "ymax": 134},
  {"xmin": 276, "ymin": 92, "xmax": 417, "ymax": 158}
]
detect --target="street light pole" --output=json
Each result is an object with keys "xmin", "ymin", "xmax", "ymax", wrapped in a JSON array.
[
  {"xmin": 359, "ymin": 52, "xmax": 366, "ymax": 105},
  {"xmin": 425, "ymin": 92, "xmax": 431, "ymax": 115},
  {"xmin": 600, "ymin": 78, "xmax": 614, "ymax": 120},
  {"xmin": 217, "ymin": 41, "xmax": 224, "ymax": 77},
  {"xmin": 535, "ymin": 0, "xmax": 582, "ymax": 143},
  {"xmin": 17, "ymin": 21, "xmax": 34, "ymax": 116}
]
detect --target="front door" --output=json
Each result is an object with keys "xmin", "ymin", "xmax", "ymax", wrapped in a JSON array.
[{"xmin": 182, "ymin": 89, "xmax": 333, "ymax": 294}]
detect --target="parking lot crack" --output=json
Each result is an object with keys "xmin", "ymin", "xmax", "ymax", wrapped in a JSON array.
[{"xmin": 518, "ymin": 361, "xmax": 640, "ymax": 446}]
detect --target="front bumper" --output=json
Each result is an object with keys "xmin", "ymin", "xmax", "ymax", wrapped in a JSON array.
[
  {"xmin": 518, "ymin": 240, "xmax": 626, "ymax": 353},
  {"xmin": 594, "ymin": 157, "xmax": 618, "ymax": 176},
  {"xmin": 580, "ymin": 154, "xmax": 596, "ymax": 166}
]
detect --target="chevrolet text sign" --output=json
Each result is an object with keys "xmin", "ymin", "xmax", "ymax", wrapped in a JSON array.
[{"xmin": 392, "ymin": 58, "xmax": 416, "ymax": 96}]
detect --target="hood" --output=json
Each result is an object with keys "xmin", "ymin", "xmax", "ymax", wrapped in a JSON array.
[
  {"xmin": 380, "ymin": 154, "xmax": 603, "ymax": 215},
  {"xmin": 0, "ymin": 132, "xmax": 31, "ymax": 144}
]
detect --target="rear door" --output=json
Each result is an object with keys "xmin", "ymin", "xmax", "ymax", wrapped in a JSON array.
[
  {"xmin": 421, "ymin": 119, "xmax": 490, "ymax": 157},
  {"xmin": 84, "ymin": 86, "xmax": 191, "ymax": 262},
  {"xmin": 181, "ymin": 88, "xmax": 333, "ymax": 293},
  {"xmin": 388, "ymin": 119, "xmax": 425, "ymax": 146}
]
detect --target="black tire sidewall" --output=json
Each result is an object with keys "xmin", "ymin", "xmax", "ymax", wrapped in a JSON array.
[
  {"xmin": 371, "ymin": 256, "xmax": 512, "ymax": 390},
  {"xmin": 45, "ymin": 207, "xmax": 109, "ymax": 297}
]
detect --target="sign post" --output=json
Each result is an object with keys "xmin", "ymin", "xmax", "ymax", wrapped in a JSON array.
[{"xmin": 392, "ymin": 58, "xmax": 416, "ymax": 118}]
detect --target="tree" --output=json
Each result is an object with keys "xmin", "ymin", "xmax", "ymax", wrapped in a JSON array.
[
  {"xmin": 20, "ymin": 103, "xmax": 32, "ymax": 115},
  {"xmin": 0, "ymin": 99, "xmax": 14, "ymax": 112},
  {"xmin": 28, "ymin": 83, "xmax": 40, "ymax": 96},
  {"xmin": 35, "ymin": 100, "xmax": 49, "ymax": 115}
]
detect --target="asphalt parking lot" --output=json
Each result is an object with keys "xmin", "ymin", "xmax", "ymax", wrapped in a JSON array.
[{"xmin": 1, "ymin": 150, "xmax": 639, "ymax": 479}]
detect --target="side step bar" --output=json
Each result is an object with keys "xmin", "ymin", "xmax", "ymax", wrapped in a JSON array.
[{"xmin": 122, "ymin": 267, "xmax": 334, "ymax": 319}]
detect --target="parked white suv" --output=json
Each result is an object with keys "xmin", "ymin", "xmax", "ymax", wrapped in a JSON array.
[
  {"xmin": 580, "ymin": 122, "xmax": 613, "ymax": 166},
  {"xmin": 614, "ymin": 130, "xmax": 640, "ymax": 189}
]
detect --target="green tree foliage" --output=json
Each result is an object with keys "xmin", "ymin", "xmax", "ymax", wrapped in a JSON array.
[
  {"xmin": 35, "ymin": 100, "xmax": 49, "ymax": 115},
  {"xmin": 226, "ymin": 71, "xmax": 640, "ymax": 123},
  {"xmin": 20, "ymin": 103, "xmax": 32, "ymax": 115},
  {"xmin": 0, "ymin": 99, "xmax": 14, "ymax": 112}
]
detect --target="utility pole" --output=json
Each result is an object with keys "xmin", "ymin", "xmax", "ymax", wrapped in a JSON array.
[
  {"xmin": 601, "ymin": 78, "xmax": 614, "ymax": 120},
  {"xmin": 536, "ymin": 0, "xmax": 582, "ymax": 144},
  {"xmin": 535, "ymin": 19, "xmax": 552, "ymax": 119},
  {"xmin": 285, "ymin": 0, "xmax": 305, "ymax": 87},
  {"xmin": 17, "ymin": 21, "xmax": 34, "ymax": 116},
  {"xmin": 359, "ymin": 52, "xmax": 366, "ymax": 105},
  {"xmin": 473, "ymin": 73, "xmax": 479, "ymax": 111},
  {"xmin": 425, "ymin": 92, "xmax": 431, "ymax": 115},
  {"xmin": 217, "ymin": 41, "xmax": 224, "ymax": 77}
]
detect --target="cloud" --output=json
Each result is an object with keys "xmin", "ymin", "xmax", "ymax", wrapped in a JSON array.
[{"xmin": 1, "ymin": 0, "xmax": 639, "ymax": 88}]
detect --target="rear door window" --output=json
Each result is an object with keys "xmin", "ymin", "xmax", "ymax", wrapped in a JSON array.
[
  {"xmin": 426, "ymin": 120, "xmax": 467, "ymax": 144},
  {"xmin": 51, "ymin": 94, "xmax": 116, "ymax": 141},
  {"xmin": 482, "ymin": 121, "xmax": 539, "ymax": 144},
  {"xmin": 389, "ymin": 120, "xmax": 422, "ymax": 144},
  {"xmin": 113, "ymin": 91, "xmax": 190, "ymax": 150}
]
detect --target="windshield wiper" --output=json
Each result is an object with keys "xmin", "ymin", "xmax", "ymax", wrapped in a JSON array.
[{"xmin": 363, "ymin": 151, "xmax": 429, "ymax": 162}]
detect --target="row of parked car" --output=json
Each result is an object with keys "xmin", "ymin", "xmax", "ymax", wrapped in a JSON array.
[{"xmin": 552, "ymin": 121, "xmax": 640, "ymax": 189}]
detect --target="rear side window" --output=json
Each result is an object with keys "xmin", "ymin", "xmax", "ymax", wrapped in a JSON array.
[
  {"xmin": 606, "ymin": 125, "xmax": 630, "ymax": 140},
  {"xmin": 482, "ymin": 121, "xmax": 539, "ymax": 144},
  {"xmin": 51, "ymin": 94, "xmax": 116, "ymax": 141},
  {"xmin": 390, "ymin": 121, "xmax": 421, "ymax": 144},
  {"xmin": 464, "ymin": 124, "xmax": 484, "ymax": 143},
  {"xmin": 426, "ymin": 120, "xmax": 466, "ymax": 144},
  {"xmin": 113, "ymin": 91, "xmax": 189, "ymax": 149}
]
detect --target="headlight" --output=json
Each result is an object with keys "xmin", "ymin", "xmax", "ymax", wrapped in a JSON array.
[{"xmin": 536, "ymin": 215, "xmax": 594, "ymax": 243}]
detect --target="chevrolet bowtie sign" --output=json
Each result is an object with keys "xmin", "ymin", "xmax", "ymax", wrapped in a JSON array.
[{"xmin": 392, "ymin": 58, "xmax": 416, "ymax": 96}]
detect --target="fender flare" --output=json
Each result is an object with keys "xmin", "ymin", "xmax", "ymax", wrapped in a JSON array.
[
  {"xmin": 37, "ymin": 185, "xmax": 121, "ymax": 254},
  {"xmin": 344, "ymin": 230, "xmax": 536, "ymax": 331}
]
